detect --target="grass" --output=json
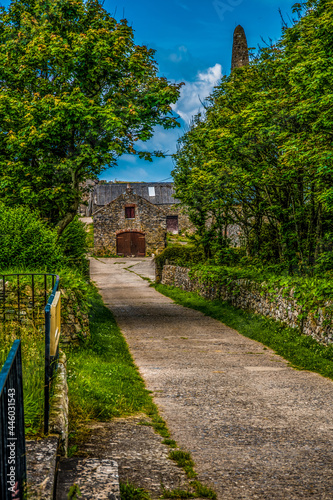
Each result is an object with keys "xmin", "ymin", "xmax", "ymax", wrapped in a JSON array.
[
  {"xmin": 86, "ymin": 223, "xmax": 94, "ymax": 250},
  {"xmin": 168, "ymin": 450, "xmax": 197, "ymax": 479},
  {"xmin": 166, "ymin": 233, "xmax": 191, "ymax": 246},
  {"xmin": 0, "ymin": 322, "xmax": 45, "ymax": 435},
  {"xmin": 66, "ymin": 286, "xmax": 170, "ymax": 437},
  {"xmin": 155, "ymin": 284, "xmax": 333, "ymax": 380},
  {"xmin": 120, "ymin": 482, "xmax": 152, "ymax": 500},
  {"xmin": 161, "ymin": 481, "xmax": 217, "ymax": 499},
  {"xmin": 162, "ymin": 438, "xmax": 177, "ymax": 448}
]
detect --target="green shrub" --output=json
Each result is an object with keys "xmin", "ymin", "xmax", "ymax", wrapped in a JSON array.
[
  {"xmin": 155, "ymin": 245, "xmax": 205, "ymax": 271},
  {"xmin": 58, "ymin": 216, "xmax": 89, "ymax": 275},
  {"xmin": 0, "ymin": 203, "xmax": 61, "ymax": 270}
]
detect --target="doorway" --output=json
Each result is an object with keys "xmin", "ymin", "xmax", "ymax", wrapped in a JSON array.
[{"xmin": 116, "ymin": 232, "xmax": 145, "ymax": 256}]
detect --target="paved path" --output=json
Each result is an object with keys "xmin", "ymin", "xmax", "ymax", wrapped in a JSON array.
[{"xmin": 90, "ymin": 257, "xmax": 333, "ymax": 500}]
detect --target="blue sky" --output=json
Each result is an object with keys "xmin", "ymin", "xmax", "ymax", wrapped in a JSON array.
[{"xmin": 102, "ymin": 0, "xmax": 297, "ymax": 182}]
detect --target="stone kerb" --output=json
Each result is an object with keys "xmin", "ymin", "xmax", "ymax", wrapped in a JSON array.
[{"xmin": 161, "ymin": 265, "xmax": 333, "ymax": 345}]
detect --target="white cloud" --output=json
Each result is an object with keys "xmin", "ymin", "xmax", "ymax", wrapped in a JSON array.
[{"xmin": 172, "ymin": 63, "xmax": 222, "ymax": 124}]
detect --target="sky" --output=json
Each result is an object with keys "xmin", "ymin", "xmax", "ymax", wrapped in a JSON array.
[{"xmin": 102, "ymin": 0, "xmax": 297, "ymax": 183}]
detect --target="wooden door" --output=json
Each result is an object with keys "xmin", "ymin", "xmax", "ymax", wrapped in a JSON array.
[
  {"xmin": 130, "ymin": 232, "xmax": 145, "ymax": 256},
  {"xmin": 117, "ymin": 232, "xmax": 131, "ymax": 256},
  {"xmin": 117, "ymin": 232, "xmax": 145, "ymax": 256}
]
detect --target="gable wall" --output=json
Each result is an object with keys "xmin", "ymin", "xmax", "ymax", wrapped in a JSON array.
[{"xmin": 93, "ymin": 191, "xmax": 167, "ymax": 256}]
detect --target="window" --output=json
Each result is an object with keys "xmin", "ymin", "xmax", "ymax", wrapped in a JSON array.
[
  {"xmin": 125, "ymin": 206, "xmax": 135, "ymax": 219},
  {"xmin": 148, "ymin": 186, "xmax": 155, "ymax": 197}
]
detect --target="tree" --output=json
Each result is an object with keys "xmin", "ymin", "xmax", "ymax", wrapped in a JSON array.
[
  {"xmin": 0, "ymin": 0, "xmax": 182, "ymax": 234},
  {"xmin": 174, "ymin": 0, "xmax": 333, "ymax": 272}
]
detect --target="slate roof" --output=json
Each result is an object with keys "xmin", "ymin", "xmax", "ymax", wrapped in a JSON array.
[{"xmin": 92, "ymin": 182, "xmax": 179, "ymax": 206}]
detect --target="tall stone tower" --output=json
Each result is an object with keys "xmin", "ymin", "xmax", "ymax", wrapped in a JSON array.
[{"xmin": 231, "ymin": 25, "xmax": 249, "ymax": 70}]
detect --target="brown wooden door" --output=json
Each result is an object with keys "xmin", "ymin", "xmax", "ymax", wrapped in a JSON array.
[
  {"xmin": 117, "ymin": 232, "xmax": 145, "ymax": 256},
  {"xmin": 117, "ymin": 232, "xmax": 131, "ymax": 256}
]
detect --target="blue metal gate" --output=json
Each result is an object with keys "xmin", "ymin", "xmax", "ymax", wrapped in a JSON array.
[{"xmin": 0, "ymin": 340, "xmax": 26, "ymax": 500}]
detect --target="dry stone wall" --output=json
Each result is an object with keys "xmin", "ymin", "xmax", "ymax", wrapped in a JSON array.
[
  {"xmin": 61, "ymin": 289, "xmax": 90, "ymax": 345},
  {"xmin": 161, "ymin": 265, "xmax": 333, "ymax": 346}
]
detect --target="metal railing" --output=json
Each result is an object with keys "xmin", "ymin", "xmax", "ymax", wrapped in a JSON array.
[
  {"xmin": 0, "ymin": 273, "xmax": 57, "ymax": 322},
  {"xmin": 0, "ymin": 273, "xmax": 60, "ymax": 434},
  {"xmin": 0, "ymin": 340, "xmax": 26, "ymax": 500}
]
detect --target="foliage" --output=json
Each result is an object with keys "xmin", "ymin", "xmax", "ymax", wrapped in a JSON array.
[
  {"xmin": 155, "ymin": 245, "xmax": 205, "ymax": 271},
  {"xmin": 67, "ymin": 484, "xmax": 82, "ymax": 500},
  {"xmin": 187, "ymin": 262, "xmax": 333, "ymax": 316},
  {"xmin": 120, "ymin": 482, "xmax": 152, "ymax": 500},
  {"xmin": 0, "ymin": 202, "xmax": 61, "ymax": 270},
  {"xmin": 168, "ymin": 450, "xmax": 197, "ymax": 478},
  {"xmin": 0, "ymin": 0, "xmax": 182, "ymax": 235},
  {"xmin": 58, "ymin": 216, "xmax": 89, "ymax": 274},
  {"xmin": 173, "ymin": 0, "xmax": 333, "ymax": 274},
  {"xmin": 155, "ymin": 284, "xmax": 333, "ymax": 380},
  {"xmin": 0, "ymin": 203, "xmax": 91, "ymax": 276}
]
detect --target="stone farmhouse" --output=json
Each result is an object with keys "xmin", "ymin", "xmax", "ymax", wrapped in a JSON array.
[{"xmin": 92, "ymin": 182, "xmax": 191, "ymax": 256}]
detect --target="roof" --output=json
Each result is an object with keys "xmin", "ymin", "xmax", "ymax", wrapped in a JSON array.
[{"xmin": 93, "ymin": 182, "xmax": 179, "ymax": 206}]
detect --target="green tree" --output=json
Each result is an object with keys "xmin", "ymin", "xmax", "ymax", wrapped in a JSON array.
[
  {"xmin": 174, "ymin": 0, "xmax": 333, "ymax": 273},
  {"xmin": 0, "ymin": 0, "xmax": 182, "ymax": 234}
]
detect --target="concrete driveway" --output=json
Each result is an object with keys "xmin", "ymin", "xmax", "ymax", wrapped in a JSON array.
[{"xmin": 90, "ymin": 257, "xmax": 333, "ymax": 500}]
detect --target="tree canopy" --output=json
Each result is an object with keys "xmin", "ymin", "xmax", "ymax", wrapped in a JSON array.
[
  {"xmin": 173, "ymin": 0, "xmax": 333, "ymax": 274},
  {"xmin": 0, "ymin": 0, "xmax": 182, "ymax": 234}
]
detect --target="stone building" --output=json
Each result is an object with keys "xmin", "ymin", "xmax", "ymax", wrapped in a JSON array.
[
  {"xmin": 93, "ymin": 185, "xmax": 168, "ymax": 256},
  {"xmin": 90, "ymin": 181, "xmax": 191, "ymax": 234}
]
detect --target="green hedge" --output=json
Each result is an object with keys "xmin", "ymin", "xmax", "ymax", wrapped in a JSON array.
[
  {"xmin": 0, "ymin": 203, "xmax": 61, "ymax": 269},
  {"xmin": 155, "ymin": 245, "xmax": 205, "ymax": 270},
  {"xmin": 0, "ymin": 204, "xmax": 88, "ymax": 273}
]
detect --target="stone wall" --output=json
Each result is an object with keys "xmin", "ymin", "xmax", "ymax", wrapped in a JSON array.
[
  {"xmin": 61, "ymin": 289, "xmax": 90, "ymax": 344},
  {"xmin": 94, "ymin": 189, "xmax": 167, "ymax": 256},
  {"xmin": 159, "ymin": 204, "xmax": 195, "ymax": 234},
  {"xmin": 161, "ymin": 265, "xmax": 333, "ymax": 346}
]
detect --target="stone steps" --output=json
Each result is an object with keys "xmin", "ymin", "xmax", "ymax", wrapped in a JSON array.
[{"xmin": 55, "ymin": 457, "xmax": 120, "ymax": 500}]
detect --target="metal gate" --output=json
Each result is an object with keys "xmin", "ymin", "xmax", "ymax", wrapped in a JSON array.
[{"xmin": 117, "ymin": 232, "xmax": 145, "ymax": 256}]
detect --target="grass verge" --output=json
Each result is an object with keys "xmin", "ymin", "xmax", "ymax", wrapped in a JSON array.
[{"xmin": 155, "ymin": 284, "xmax": 333, "ymax": 380}]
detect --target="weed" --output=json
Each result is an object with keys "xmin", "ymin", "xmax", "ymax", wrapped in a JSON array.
[
  {"xmin": 137, "ymin": 420, "xmax": 153, "ymax": 427},
  {"xmin": 161, "ymin": 487, "xmax": 195, "ymax": 498},
  {"xmin": 169, "ymin": 450, "xmax": 197, "ymax": 479},
  {"xmin": 161, "ymin": 480, "xmax": 216, "ymax": 499},
  {"xmin": 162, "ymin": 438, "xmax": 177, "ymax": 448},
  {"xmin": 67, "ymin": 483, "xmax": 81, "ymax": 499},
  {"xmin": 120, "ymin": 482, "xmax": 152, "ymax": 500},
  {"xmin": 190, "ymin": 481, "xmax": 217, "ymax": 499},
  {"xmin": 85, "ymin": 223, "xmax": 94, "ymax": 250}
]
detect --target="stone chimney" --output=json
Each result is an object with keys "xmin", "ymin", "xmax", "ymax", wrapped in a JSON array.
[
  {"xmin": 231, "ymin": 25, "xmax": 249, "ymax": 71},
  {"xmin": 126, "ymin": 183, "xmax": 133, "ymax": 194}
]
